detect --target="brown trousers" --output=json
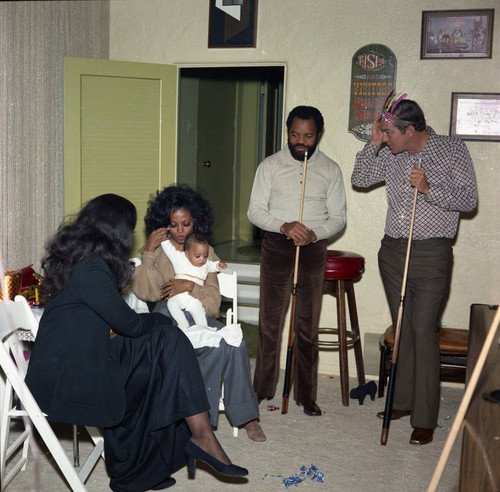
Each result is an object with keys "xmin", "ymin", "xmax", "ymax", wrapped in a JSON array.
[
  {"xmin": 378, "ymin": 235, "xmax": 453, "ymax": 429},
  {"xmin": 253, "ymin": 232, "xmax": 327, "ymax": 403}
]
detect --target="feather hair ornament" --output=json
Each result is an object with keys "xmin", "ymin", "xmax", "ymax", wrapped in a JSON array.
[{"xmin": 381, "ymin": 90, "xmax": 408, "ymax": 125}]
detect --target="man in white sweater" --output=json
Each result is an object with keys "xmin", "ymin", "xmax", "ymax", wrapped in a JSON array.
[{"xmin": 248, "ymin": 106, "xmax": 346, "ymax": 416}]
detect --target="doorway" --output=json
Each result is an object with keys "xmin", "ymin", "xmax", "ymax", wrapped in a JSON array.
[{"xmin": 177, "ymin": 66, "xmax": 284, "ymax": 258}]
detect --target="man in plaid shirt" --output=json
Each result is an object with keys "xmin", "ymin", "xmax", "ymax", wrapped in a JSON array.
[{"xmin": 352, "ymin": 95, "xmax": 477, "ymax": 445}]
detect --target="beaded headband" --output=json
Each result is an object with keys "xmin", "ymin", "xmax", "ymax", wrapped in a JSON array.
[{"xmin": 380, "ymin": 90, "xmax": 407, "ymax": 125}]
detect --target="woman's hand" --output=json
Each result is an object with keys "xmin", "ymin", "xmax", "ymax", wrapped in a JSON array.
[
  {"xmin": 160, "ymin": 278, "xmax": 194, "ymax": 301},
  {"xmin": 144, "ymin": 228, "xmax": 169, "ymax": 253}
]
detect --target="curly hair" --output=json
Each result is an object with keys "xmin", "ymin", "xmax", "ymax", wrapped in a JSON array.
[
  {"xmin": 41, "ymin": 194, "xmax": 137, "ymax": 298},
  {"xmin": 286, "ymin": 106, "xmax": 324, "ymax": 134},
  {"xmin": 144, "ymin": 184, "xmax": 214, "ymax": 236}
]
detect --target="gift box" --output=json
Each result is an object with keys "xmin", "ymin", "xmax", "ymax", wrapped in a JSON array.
[
  {"xmin": 0, "ymin": 270, "xmax": 22, "ymax": 301},
  {"xmin": 20, "ymin": 265, "xmax": 39, "ymax": 290}
]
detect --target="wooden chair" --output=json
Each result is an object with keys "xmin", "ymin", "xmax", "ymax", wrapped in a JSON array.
[
  {"xmin": 0, "ymin": 296, "xmax": 104, "ymax": 491},
  {"xmin": 378, "ymin": 325, "xmax": 468, "ymax": 398}
]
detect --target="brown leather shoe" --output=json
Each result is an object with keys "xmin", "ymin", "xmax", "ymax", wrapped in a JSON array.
[
  {"xmin": 410, "ymin": 427, "xmax": 434, "ymax": 445},
  {"xmin": 376, "ymin": 409, "xmax": 412, "ymax": 420},
  {"xmin": 296, "ymin": 400, "xmax": 322, "ymax": 416}
]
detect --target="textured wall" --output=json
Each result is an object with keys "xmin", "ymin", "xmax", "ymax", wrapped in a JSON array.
[
  {"xmin": 0, "ymin": 1, "xmax": 109, "ymax": 274},
  {"xmin": 110, "ymin": 0, "xmax": 499, "ymax": 339}
]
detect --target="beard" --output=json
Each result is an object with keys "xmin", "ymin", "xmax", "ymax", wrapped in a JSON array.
[{"xmin": 288, "ymin": 138, "xmax": 317, "ymax": 161}]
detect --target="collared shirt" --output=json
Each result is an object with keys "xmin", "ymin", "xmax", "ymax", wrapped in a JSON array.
[
  {"xmin": 247, "ymin": 144, "xmax": 346, "ymax": 241},
  {"xmin": 352, "ymin": 127, "xmax": 477, "ymax": 239}
]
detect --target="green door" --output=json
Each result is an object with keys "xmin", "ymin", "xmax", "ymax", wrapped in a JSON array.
[
  {"xmin": 196, "ymin": 77, "xmax": 236, "ymax": 246},
  {"xmin": 64, "ymin": 57, "xmax": 177, "ymax": 255}
]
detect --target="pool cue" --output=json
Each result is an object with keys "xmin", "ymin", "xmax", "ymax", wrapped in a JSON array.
[
  {"xmin": 381, "ymin": 158, "xmax": 421, "ymax": 444},
  {"xmin": 427, "ymin": 305, "xmax": 500, "ymax": 492},
  {"xmin": 282, "ymin": 150, "xmax": 309, "ymax": 414}
]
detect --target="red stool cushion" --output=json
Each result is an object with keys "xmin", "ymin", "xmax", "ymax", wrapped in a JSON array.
[{"xmin": 324, "ymin": 250, "xmax": 365, "ymax": 280}]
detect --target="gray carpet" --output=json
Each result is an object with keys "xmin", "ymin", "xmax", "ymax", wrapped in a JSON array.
[{"xmin": 4, "ymin": 370, "xmax": 464, "ymax": 492}]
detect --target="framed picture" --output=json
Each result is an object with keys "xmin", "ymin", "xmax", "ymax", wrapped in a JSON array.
[
  {"xmin": 450, "ymin": 93, "xmax": 500, "ymax": 142},
  {"xmin": 208, "ymin": 0, "xmax": 258, "ymax": 48},
  {"xmin": 421, "ymin": 9, "xmax": 494, "ymax": 59}
]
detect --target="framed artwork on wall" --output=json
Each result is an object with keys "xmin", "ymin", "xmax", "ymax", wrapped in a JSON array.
[
  {"xmin": 208, "ymin": 0, "xmax": 258, "ymax": 48},
  {"xmin": 450, "ymin": 93, "xmax": 500, "ymax": 142},
  {"xmin": 421, "ymin": 9, "xmax": 494, "ymax": 59}
]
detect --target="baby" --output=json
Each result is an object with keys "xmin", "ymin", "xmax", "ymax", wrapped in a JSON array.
[{"xmin": 161, "ymin": 232, "xmax": 227, "ymax": 329}]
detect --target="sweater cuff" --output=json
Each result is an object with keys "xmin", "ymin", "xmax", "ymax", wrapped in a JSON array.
[{"xmin": 141, "ymin": 250, "xmax": 156, "ymax": 265}]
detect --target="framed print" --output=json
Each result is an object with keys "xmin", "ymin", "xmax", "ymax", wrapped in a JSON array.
[
  {"xmin": 450, "ymin": 93, "xmax": 500, "ymax": 142},
  {"xmin": 208, "ymin": 0, "xmax": 258, "ymax": 48},
  {"xmin": 421, "ymin": 9, "xmax": 494, "ymax": 59}
]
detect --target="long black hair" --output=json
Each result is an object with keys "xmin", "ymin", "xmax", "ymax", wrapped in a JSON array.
[
  {"xmin": 144, "ymin": 184, "xmax": 214, "ymax": 236},
  {"xmin": 41, "ymin": 194, "xmax": 137, "ymax": 298}
]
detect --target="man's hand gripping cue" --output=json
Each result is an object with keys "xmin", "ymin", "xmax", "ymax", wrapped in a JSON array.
[{"xmin": 280, "ymin": 221, "xmax": 317, "ymax": 247}]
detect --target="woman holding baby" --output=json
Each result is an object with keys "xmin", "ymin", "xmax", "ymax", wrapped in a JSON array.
[{"xmin": 131, "ymin": 184, "xmax": 265, "ymax": 442}]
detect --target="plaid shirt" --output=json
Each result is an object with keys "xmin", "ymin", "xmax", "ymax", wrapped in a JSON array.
[{"xmin": 352, "ymin": 127, "xmax": 477, "ymax": 240}]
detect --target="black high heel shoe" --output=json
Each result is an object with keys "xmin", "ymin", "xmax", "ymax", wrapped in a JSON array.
[
  {"xmin": 349, "ymin": 380, "xmax": 377, "ymax": 405},
  {"xmin": 185, "ymin": 440, "xmax": 248, "ymax": 477}
]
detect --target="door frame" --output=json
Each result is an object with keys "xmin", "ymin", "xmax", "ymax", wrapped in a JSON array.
[
  {"xmin": 175, "ymin": 61, "xmax": 287, "ymax": 153},
  {"xmin": 175, "ymin": 62, "xmax": 287, "ymax": 244}
]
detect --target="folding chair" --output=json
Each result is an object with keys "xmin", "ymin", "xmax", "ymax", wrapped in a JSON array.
[
  {"xmin": 0, "ymin": 296, "xmax": 104, "ymax": 491},
  {"xmin": 219, "ymin": 270, "xmax": 238, "ymax": 326},
  {"xmin": 217, "ymin": 271, "xmax": 239, "ymax": 437}
]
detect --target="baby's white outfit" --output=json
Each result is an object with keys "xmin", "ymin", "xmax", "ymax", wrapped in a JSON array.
[{"xmin": 161, "ymin": 240, "xmax": 221, "ymax": 329}]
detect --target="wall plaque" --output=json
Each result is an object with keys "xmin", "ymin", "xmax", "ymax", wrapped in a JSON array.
[{"xmin": 348, "ymin": 44, "xmax": 397, "ymax": 142}]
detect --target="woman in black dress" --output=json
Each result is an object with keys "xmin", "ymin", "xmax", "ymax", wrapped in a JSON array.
[{"xmin": 25, "ymin": 194, "xmax": 247, "ymax": 492}]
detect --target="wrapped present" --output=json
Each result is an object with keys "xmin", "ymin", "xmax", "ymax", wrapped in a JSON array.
[
  {"xmin": 20, "ymin": 265, "xmax": 40, "ymax": 290},
  {"xmin": 0, "ymin": 270, "xmax": 22, "ymax": 301}
]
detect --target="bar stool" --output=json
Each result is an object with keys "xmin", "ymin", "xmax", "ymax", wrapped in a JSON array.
[{"xmin": 319, "ymin": 250, "xmax": 366, "ymax": 406}]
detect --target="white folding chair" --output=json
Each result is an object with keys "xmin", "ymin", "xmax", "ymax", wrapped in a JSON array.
[
  {"xmin": 217, "ymin": 271, "xmax": 239, "ymax": 437},
  {"xmin": 0, "ymin": 295, "xmax": 104, "ymax": 491},
  {"xmin": 219, "ymin": 271, "xmax": 238, "ymax": 326}
]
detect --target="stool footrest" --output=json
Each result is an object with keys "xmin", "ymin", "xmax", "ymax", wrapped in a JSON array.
[{"xmin": 318, "ymin": 327, "xmax": 360, "ymax": 348}]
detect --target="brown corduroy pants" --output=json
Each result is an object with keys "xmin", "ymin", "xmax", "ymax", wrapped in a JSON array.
[{"xmin": 253, "ymin": 232, "xmax": 327, "ymax": 403}]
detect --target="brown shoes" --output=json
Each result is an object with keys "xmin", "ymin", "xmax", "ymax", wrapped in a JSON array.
[
  {"xmin": 376, "ymin": 409, "xmax": 411, "ymax": 420},
  {"xmin": 410, "ymin": 427, "xmax": 434, "ymax": 445},
  {"xmin": 296, "ymin": 400, "xmax": 322, "ymax": 416},
  {"xmin": 376, "ymin": 409, "xmax": 433, "ymax": 444},
  {"xmin": 244, "ymin": 420, "xmax": 266, "ymax": 442}
]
